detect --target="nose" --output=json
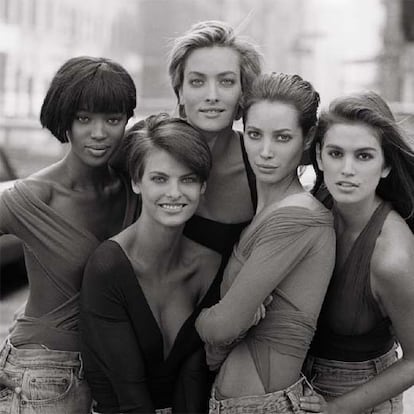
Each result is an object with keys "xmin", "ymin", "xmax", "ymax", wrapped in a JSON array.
[
  {"xmin": 166, "ymin": 179, "xmax": 182, "ymax": 199},
  {"xmin": 205, "ymin": 81, "xmax": 219, "ymax": 103},
  {"xmin": 341, "ymin": 155, "xmax": 355, "ymax": 176},
  {"xmin": 259, "ymin": 138, "xmax": 274, "ymax": 160},
  {"xmin": 91, "ymin": 119, "xmax": 107, "ymax": 140}
]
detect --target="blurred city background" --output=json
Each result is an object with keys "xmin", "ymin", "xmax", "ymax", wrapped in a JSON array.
[{"xmin": 1, "ymin": 0, "xmax": 414, "ymax": 407}]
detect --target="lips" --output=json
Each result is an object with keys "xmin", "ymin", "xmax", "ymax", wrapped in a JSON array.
[
  {"xmin": 86, "ymin": 145, "xmax": 109, "ymax": 150},
  {"xmin": 255, "ymin": 163, "xmax": 278, "ymax": 173},
  {"xmin": 199, "ymin": 108, "xmax": 225, "ymax": 113},
  {"xmin": 158, "ymin": 203, "xmax": 187, "ymax": 212},
  {"xmin": 336, "ymin": 181, "xmax": 358, "ymax": 188}
]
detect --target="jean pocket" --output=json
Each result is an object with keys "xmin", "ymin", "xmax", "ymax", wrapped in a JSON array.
[{"xmin": 23, "ymin": 368, "xmax": 73, "ymax": 403}]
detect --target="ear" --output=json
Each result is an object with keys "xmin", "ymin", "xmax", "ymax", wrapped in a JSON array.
[
  {"xmin": 131, "ymin": 180, "xmax": 141, "ymax": 195},
  {"xmin": 200, "ymin": 182, "xmax": 207, "ymax": 195},
  {"xmin": 304, "ymin": 126, "xmax": 316, "ymax": 151},
  {"xmin": 316, "ymin": 142, "xmax": 324, "ymax": 171},
  {"xmin": 381, "ymin": 164, "xmax": 391, "ymax": 179}
]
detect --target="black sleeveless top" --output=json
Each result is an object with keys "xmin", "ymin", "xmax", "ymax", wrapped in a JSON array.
[
  {"xmin": 183, "ymin": 132, "xmax": 257, "ymax": 258},
  {"xmin": 310, "ymin": 202, "xmax": 395, "ymax": 361}
]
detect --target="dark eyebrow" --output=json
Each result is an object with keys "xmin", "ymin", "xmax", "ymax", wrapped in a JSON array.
[
  {"xmin": 187, "ymin": 71, "xmax": 237, "ymax": 77},
  {"xmin": 324, "ymin": 144, "xmax": 378, "ymax": 152},
  {"xmin": 246, "ymin": 126, "xmax": 293, "ymax": 133}
]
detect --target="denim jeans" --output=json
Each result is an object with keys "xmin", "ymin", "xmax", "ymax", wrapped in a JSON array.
[
  {"xmin": 209, "ymin": 375, "xmax": 310, "ymax": 413},
  {"xmin": 0, "ymin": 338, "xmax": 92, "ymax": 414},
  {"xmin": 303, "ymin": 345, "xmax": 403, "ymax": 414}
]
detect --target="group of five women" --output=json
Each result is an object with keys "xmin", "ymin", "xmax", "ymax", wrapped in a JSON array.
[{"xmin": 0, "ymin": 19, "xmax": 414, "ymax": 414}]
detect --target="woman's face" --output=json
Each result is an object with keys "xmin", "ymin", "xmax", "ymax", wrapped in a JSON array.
[
  {"xmin": 133, "ymin": 149, "xmax": 205, "ymax": 228},
  {"xmin": 69, "ymin": 111, "xmax": 127, "ymax": 166},
  {"xmin": 179, "ymin": 46, "xmax": 242, "ymax": 133},
  {"xmin": 317, "ymin": 122, "xmax": 390, "ymax": 205},
  {"xmin": 244, "ymin": 100, "xmax": 306, "ymax": 186}
]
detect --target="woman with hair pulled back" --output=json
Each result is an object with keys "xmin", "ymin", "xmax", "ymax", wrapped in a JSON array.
[
  {"xmin": 195, "ymin": 73, "xmax": 335, "ymax": 413},
  {"xmin": 300, "ymin": 92, "xmax": 414, "ymax": 413},
  {"xmin": 0, "ymin": 56, "xmax": 138, "ymax": 413},
  {"xmin": 80, "ymin": 114, "xmax": 224, "ymax": 413},
  {"xmin": 168, "ymin": 20, "xmax": 262, "ymax": 257}
]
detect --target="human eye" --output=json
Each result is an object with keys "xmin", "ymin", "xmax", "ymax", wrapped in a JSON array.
[
  {"xmin": 151, "ymin": 175, "xmax": 167, "ymax": 184},
  {"xmin": 245, "ymin": 129, "xmax": 261, "ymax": 140},
  {"xmin": 220, "ymin": 78, "xmax": 235, "ymax": 87},
  {"xmin": 357, "ymin": 152, "xmax": 374, "ymax": 161},
  {"xmin": 327, "ymin": 150, "xmax": 343, "ymax": 159},
  {"xmin": 189, "ymin": 78, "xmax": 204, "ymax": 87},
  {"xmin": 76, "ymin": 114, "xmax": 90, "ymax": 123},
  {"xmin": 107, "ymin": 116, "xmax": 122, "ymax": 125},
  {"xmin": 276, "ymin": 134, "xmax": 292, "ymax": 142},
  {"xmin": 182, "ymin": 175, "xmax": 200, "ymax": 184}
]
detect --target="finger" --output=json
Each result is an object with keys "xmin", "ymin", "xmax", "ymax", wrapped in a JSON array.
[
  {"xmin": 299, "ymin": 400, "xmax": 323, "ymax": 412},
  {"xmin": 0, "ymin": 372, "xmax": 19, "ymax": 390},
  {"xmin": 303, "ymin": 384, "xmax": 314, "ymax": 396},
  {"xmin": 263, "ymin": 295, "xmax": 273, "ymax": 306}
]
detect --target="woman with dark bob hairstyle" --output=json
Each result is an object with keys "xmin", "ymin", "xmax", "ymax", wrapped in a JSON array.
[
  {"xmin": 300, "ymin": 91, "xmax": 414, "ymax": 413},
  {"xmin": 80, "ymin": 114, "xmax": 224, "ymax": 413},
  {"xmin": 195, "ymin": 73, "xmax": 335, "ymax": 413},
  {"xmin": 168, "ymin": 20, "xmax": 262, "ymax": 258},
  {"xmin": 0, "ymin": 56, "xmax": 138, "ymax": 413}
]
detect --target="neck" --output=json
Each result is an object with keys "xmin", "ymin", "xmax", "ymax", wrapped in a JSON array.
[
  {"xmin": 199, "ymin": 125, "xmax": 235, "ymax": 151},
  {"xmin": 129, "ymin": 216, "xmax": 184, "ymax": 277},
  {"xmin": 256, "ymin": 174, "xmax": 304, "ymax": 213},
  {"xmin": 334, "ymin": 194, "xmax": 382, "ymax": 235},
  {"xmin": 62, "ymin": 152, "xmax": 114, "ymax": 192}
]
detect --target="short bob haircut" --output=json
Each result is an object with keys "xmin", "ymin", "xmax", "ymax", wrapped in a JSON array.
[
  {"xmin": 40, "ymin": 56, "xmax": 136, "ymax": 143},
  {"xmin": 168, "ymin": 20, "xmax": 262, "ymax": 117},
  {"xmin": 310, "ymin": 91, "xmax": 414, "ymax": 231},
  {"xmin": 243, "ymin": 72, "xmax": 320, "ymax": 137},
  {"xmin": 125, "ymin": 113, "xmax": 212, "ymax": 184}
]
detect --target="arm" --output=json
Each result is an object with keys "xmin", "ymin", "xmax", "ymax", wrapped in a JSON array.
[
  {"xmin": 80, "ymin": 247, "xmax": 155, "ymax": 413},
  {"xmin": 301, "ymin": 216, "xmax": 414, "ymax": 414},
  {"xmin": 195, "ymin": 219, "xmax": 312, "ymax": 345}
]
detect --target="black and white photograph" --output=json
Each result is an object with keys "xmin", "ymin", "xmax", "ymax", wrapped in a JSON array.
[{"xmin": 1, "ymin": 0, "xmax": 414, "ymax": 413}]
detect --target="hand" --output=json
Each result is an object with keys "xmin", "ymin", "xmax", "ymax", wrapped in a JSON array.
[
  {"xmin": 300, "ymin": 393, "xmax": 328, "ymax": 413},
  {"xmin": 0, "ymin": 371, "xmax": 21, "ymax": 395},
  {"xmin": 251, "ymin": 295, "xmax": 273, "ymax": 326},
  {"xmin": 300, "ymin": 391, "xmax": 347, "ymax": 414}
]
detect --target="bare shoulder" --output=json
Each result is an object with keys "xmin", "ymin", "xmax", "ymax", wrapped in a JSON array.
[
  {"xmin": 372, "ymin": 209, "xmax": 414, "ymax": 285},
  {"xmin": 278, "ymin": 192, "xmax": 325, "ymax": 212},
  {"xmin": 23, "ymin": 161, "xmax": 67, "ymax": 204}
]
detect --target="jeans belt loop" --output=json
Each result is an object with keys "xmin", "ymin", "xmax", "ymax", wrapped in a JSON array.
[
  {"xmin": 78, "ymin": 352, "xmax": 84, "ymax": 380},
  {"xmin": 0, "ymin": 338, "xmax": 12, "ymax": 369},
  {"xmin": 286, "ymin": 387, "xmax": 301, "ymax": 413}
]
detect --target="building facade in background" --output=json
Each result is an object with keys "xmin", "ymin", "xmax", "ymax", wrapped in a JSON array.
[{"xmin": 0, "ymin": 0, "xmax": 413, "ymax": 126}]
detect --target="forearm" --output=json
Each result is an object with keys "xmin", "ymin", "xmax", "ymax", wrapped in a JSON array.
[{"xmin": 331, "ymin": 356, "xmax": 414, "ymax": 413}]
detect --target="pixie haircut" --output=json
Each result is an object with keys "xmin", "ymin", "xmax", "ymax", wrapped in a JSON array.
[
  {"xmin": 168, "ymin": 20, "xmax": 262, "ymax": 111},
  {"xmin": 310, "ymin": 91, "xmax": 414, "ymax": 230},
  {"xmin": 40, "ymin": 56, "xmax": 136, "ymax": 143},
  {"xmin": 125, "ymin": 113, "xmax": 212, "ymax": 184},
  {"xmin": 243, "ymin": 72, "xmax": 320, "ymax": 137}
]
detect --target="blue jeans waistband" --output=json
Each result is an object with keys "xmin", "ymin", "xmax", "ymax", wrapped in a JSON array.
[
  {"xmin": 305, "ymin": 343, "xmax": 399, "ymax": 374},
  {"xmin": 209, "ymin": 374, "xmax": 311, "ymax": 413},
  {"xmin": 0, "ymin": 338, "xmax": 84, "ymax": 378}
]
